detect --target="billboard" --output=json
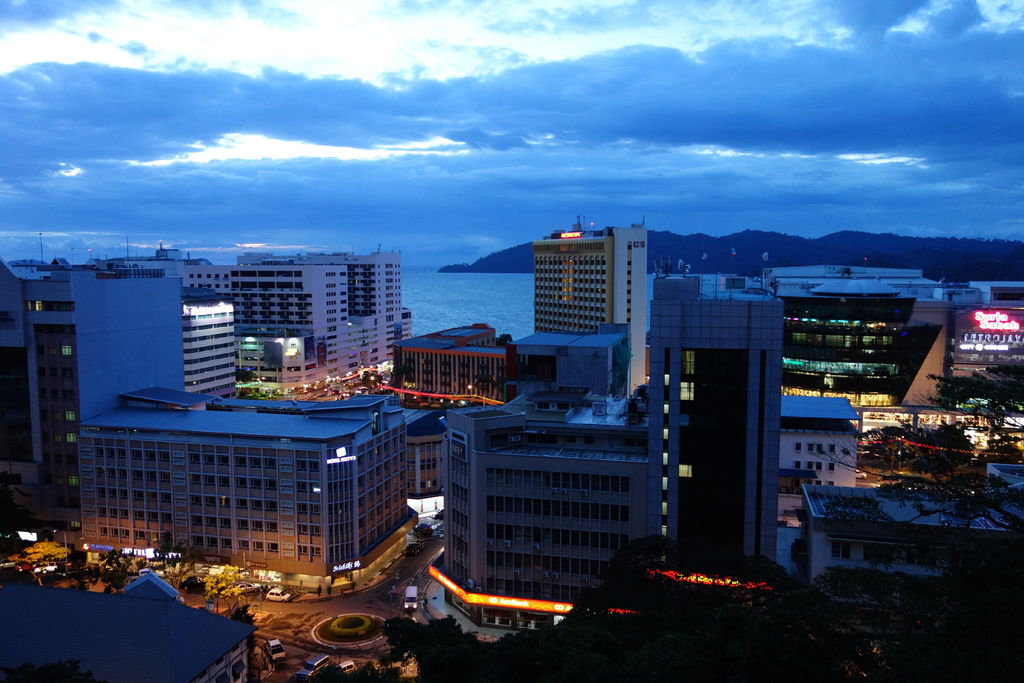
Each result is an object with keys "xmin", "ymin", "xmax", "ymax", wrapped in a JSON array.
[{"xmin": 953, "ymin": 308, "xmax": 1024, "ymax": 366}]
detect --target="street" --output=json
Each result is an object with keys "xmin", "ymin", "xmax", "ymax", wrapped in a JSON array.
[{"xmin": 182, "ymin": 535, "xmax": 443, "ymax": 681}]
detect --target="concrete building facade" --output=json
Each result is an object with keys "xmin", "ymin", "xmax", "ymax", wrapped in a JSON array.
[
  {"xmin": 78, "ymin": 390, "xmax": 415, "ymax": 587},
  {"xmin": 181, "ymin": 288, "xmax": 235, "ymax": 397},
  {"xmin": 439, "ymin": 392, "xmax": 648, "ymax": 629},
  {"xmin": 0, "ymin": 260, "xmax": 183, "ymax": 540},
  {"xmin": 505, "ymin": 326, "xmax": 630, "ymax": 400},
  {"xmin": 186, "ymin": 252, "xmax": 412, "ymax": 394},
  {"xmin": 533, "ymin": 223, "xmax": 647, "ymax": 392},
  {"xmin": 392, "ymin": 324, "xmax": 506, "ymax": 401},
  {"xmin": 647, "ymin": 275, "xmax": 782, "ymax": 559}
]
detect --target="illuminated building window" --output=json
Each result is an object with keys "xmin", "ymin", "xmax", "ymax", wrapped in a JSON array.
[
  {"xmin": 682, "ymin": 350, "xmax": 695, "ymax": 375},
  {"xmin": 678, "ymin": 464, "xmax": 693, "ymax": 478},
  {"xmin": 61, "ymin": 345, "xmax": 72, "ymax": 356},
  {"xmin": 679, "ymin": 382, "xmax": 694, "ymax": 401}
]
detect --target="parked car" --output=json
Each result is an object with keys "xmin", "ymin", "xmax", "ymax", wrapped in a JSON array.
[
  {"xmin": 294, "ymin": 654, "xmax": 330, "ymax": 681},
  {"xmin": 181, "ymin": 576, "xmax": 206, "ymax": 591},
  {"xmin": 413, "ymin": 523, "xmax": 434, "ymax": 538},
  {"xmin": 235, "ymin": 581, "xmax": 262, "ymax": 594},
  {"xmin": 265, "ymin": 587, "xmax": 293, "ymax": 602},
  {"xmin": 265, "ymin": 638, "xmax": 286, "ymax": 663}
]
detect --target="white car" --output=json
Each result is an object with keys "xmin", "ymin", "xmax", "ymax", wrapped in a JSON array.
[
  {"xmin": 265, "ymin": 587, "xmax": 293, "ymax": 602},
  {"xmin": 265, "ymin": 638, "xmax": 286, "ymax": 663},
  {"xmin": 235, "ymin": 581, "xmax": 262, "ymax": 594}
]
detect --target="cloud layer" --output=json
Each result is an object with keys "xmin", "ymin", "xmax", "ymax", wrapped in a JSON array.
[{"xmin": 0, "ymin": 0, "xmax": 1022, "ymax": 264}]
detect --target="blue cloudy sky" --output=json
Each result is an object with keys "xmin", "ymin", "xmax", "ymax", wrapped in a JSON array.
[{"xmin": 0, "ymin": 0, "xmax": 1022, "ymax": 266}]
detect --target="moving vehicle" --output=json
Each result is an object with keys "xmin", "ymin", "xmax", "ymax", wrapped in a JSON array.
[
  {"xmin": 265, "ymin": 587, "xmax": 293, "ymax": 602},
  {"xmin": 265, "ymin": 638, "xmax": 286, "ymax": 663},
  {"xmin": 404, "ymin": 585, "xmax": 418, "ymax": 611},
  {"xmin": 404, "ymin": 542, "xmax": 424, "ymax": 557}
]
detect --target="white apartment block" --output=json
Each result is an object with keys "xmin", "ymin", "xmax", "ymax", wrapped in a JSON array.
[
  {"xmin": 182, "ymin": 290, "xmax": 235, "ymax": 397},
  {"xmin": 185, "ymin": 252, "xmax": 412, "ymax": 394},
  {"xmin": 533, "ymin": 223, "xmax": 647, "ymax": 392}
]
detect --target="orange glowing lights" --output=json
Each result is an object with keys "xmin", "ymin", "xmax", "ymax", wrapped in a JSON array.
[
  {"xmin": 559, "ymin": 231, "xmax": 583, "ymax": 239},
  {"xmin": 429, "ymin": 566, "xmax": 573, "ymax": 614},
  {"xmin": 649, "ymin": 569, "xmax": 774, "ymax": 591}
]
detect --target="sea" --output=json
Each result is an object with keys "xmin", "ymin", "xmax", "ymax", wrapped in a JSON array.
[
  {"xmin": 402, "ymin": 268, "xmax": 656, "ymax": 339},
  {"xmin": 403, "ymin": 268, "xmax": 534, "ymax": 339}
]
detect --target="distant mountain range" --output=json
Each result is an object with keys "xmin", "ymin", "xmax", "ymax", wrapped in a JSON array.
[{"xmin": 439, "ymin": 230, "xmax": 1024, "ymax": 281}]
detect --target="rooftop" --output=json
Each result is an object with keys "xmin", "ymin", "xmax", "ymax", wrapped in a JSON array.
[
  {"xmin": 781, "ymin": 396, "xmax": 859, "ymax": 421},
  {"xmin": 121, "ymin": 387, "xmax": 212, "ymax": 408},
  {"xmin": 487, "ymin": 444, "xmax": 647, "ymax": 463},
  {"xmin": 803, "ymin": 484, "xmax": 1006, "ymax": 531},
  {"xmin": 83, "ymin": 406, "xmax": 367, "ymax": 440},
  {"xmin": 0, "ymin": 583, "xmax": 254, "ymax": 683}
]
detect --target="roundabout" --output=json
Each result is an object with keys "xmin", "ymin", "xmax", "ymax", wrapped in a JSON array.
[{"xmin": 311, "ymin": 613, "xmax": 385, "ymax": 647}]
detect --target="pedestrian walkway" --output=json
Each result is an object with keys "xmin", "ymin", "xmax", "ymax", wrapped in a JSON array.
[{"xmin": 420, "ymin": 578, "xmax": 508, "ymax": 642}]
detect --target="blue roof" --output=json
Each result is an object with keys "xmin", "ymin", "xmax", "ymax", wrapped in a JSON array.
[
  {"xmin": 0, "ymin": 583, "xmax": 254, "ymax": 683},
  {"xmin": 407, "ymin": 410, "xmax": 447, "ymax": 437},
  {"xmin": 781, "ymin": 396, "xmax": 859, "ymax": 421},
  {"xmin": 83, "ymin": 407, "xmax": 366, "ymax": 440},
  {"xmin": 121, "ymin": 387, "xmax": 211, "ymax": 408},
  {"xmin": 514, "ymin": 331, "xmax": 625, "ymax": 348}
]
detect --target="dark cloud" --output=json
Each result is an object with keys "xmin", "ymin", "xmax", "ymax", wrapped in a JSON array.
[
  {"xmin": 1, "ymin": 18, "xmax": 1022, "ymax": 265},
  {"xmin": 828, "ymin": 0, "xmax": 932, "ymax": 39},
  {"xmin": 929, "ymin": 0, "xmax": 984, "ymax": 37}
]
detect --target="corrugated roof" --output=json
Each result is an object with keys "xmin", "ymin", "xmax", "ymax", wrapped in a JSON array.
[
  {"xmin": 407, "ymin": 410, "xmax": 447, "ymax": 437},
  {"xmin": 0, "ymin": 583, "xmax": 254, "ymax": 683},
  {"xmin": 83, "ymin": 407, "xmax": 365, "ymax": 439}
]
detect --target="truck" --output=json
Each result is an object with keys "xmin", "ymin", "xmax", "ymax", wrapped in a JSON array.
[{"xmin": 404, "ymin": 585, "xmax": 418, "ymax": 611}]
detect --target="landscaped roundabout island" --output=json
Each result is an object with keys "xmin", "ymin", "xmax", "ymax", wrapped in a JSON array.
[{"xmin": 313, "ymin": 613, "xmax": 384, "ymax": 644}]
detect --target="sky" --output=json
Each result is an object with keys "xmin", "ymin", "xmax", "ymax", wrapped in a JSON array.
[{"xmin": 0, "ymin": 0, "xmax": 1022, "ymax": 266}]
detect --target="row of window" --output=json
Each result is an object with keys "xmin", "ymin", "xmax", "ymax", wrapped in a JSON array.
[
  {"xmin": 485, "ymin": 496, "xmax": 630, "ymax": 521},
  {"xmin": 485, "ymin": 468, "xmax": 631, "ymax": 493},
  {"xmin": 487, "ymin": 523, "xmax": 630, "ymax": 550}
]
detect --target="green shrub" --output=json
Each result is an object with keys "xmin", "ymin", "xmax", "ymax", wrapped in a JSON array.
[{"xmin": 327, "ymin": 614, "xmax": 375, "ymax": 639}]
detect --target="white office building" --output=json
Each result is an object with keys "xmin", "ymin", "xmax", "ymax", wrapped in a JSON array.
[
  {"xmin": 186, "ymin": 252, "xmax": 412, "ymax": 394},
  {"xmin": 182, "ymin": 289, "xmax": 235, "ymax": 397}
]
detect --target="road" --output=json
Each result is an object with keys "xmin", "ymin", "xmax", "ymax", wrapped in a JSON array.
[{"xmin": 183, "ymin": 535, "xmax": 442, "ymax": 681}]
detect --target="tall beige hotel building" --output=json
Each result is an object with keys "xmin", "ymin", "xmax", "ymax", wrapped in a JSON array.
[{"xmin": 532, "ymin": 221, "xmax": 648, "ymax": 392}]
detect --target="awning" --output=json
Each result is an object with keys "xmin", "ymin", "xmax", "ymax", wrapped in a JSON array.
[{"xmin": 779, "ymin": 468, "xmax": 819, "ymax": 479}]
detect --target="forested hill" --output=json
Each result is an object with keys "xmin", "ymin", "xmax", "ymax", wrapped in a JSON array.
[{"xmin": 439, "ymin": 230, "xmax": 1024, "ymax": 281}]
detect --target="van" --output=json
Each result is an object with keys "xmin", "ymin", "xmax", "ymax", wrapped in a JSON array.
[
  {"xmin": 265, "ymin": 638, "xmax": 286, "ymax": 663},
  {"xmin": 404, "ymin": 585, "xmax": 418, "ymax": 611},
  {"xmin": 338, "ymin": 660, "xmax": 357, "ymax": 673},
  {"xmin": 295, "ymin": 654, "xmax": 330, "ymax": 680}
]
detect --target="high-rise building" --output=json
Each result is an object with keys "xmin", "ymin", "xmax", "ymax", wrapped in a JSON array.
[
  {"xmin": 0, "ymin": 260, "xmax": 183, "ymax": 539},
  {"xmin": 532, "ymin": 222, "xmax": 647, "ymax": 392},
  {"xmin": 181, "ymin": 288, "xmax": 235, "ymax": 397},
  {"xmin": 186, "ymin": 252, "xmax": 412, "ymax": 393},
  {"xmin": 647, "ymin": 275, "xmax": 782, "ymax": 558},
  {"xmin": 78, "ymin": 391, "xmax": 414, "ymax": 588}
]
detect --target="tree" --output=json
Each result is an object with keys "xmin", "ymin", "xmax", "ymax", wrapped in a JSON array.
[
  {"xmin": 91, "ymin": 549, "xmax": 133, "ymax": 593},
  {"xmin": 930, "ymin": 365, "xmax": 1024, "ymax": 461},
  {"xmin": 12, "ymin": 541, "xmax": 69, "ymax": 585},
  {"xmin": 156, "ymin": 534, "xmax": 204, "ymax": 588},
  {"xmin": 495, "ymin": 333, "xmax": 513, "ymax": 346},
  {"xmin": 204, "ymin": 565, "xmax": 244, "ymax": 611},
  {"xmin": 0, "ymin": 473, "xmax": 36, "ymax": 551},
  {"xmin": 1, "ymin": 660, "xmax": 106, "ymax": 683}
]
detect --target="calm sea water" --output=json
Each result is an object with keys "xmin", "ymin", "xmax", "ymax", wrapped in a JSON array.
[{"xmin": 403, "ymin": 268, "xmax": 535, "ymax": 339}]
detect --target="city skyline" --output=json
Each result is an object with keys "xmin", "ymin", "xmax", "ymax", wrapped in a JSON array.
[{"xmin": 1, "ymin": 0, "xmax": 1022, "ymax": 266}]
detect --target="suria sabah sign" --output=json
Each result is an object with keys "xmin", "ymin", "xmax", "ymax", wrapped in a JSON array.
[{"xmin": 974, "ymin": 311, "xmax": 1020, "ymax": 331}]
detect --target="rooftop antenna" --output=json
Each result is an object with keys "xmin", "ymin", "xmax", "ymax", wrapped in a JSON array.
[{"xmin": 38, "ymin": 233, "xmax": 43, "ymax": 262}]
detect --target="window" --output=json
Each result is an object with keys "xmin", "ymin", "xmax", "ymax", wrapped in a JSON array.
[
  {"xmin": 678, "ymin": 464, "xmax": 693, "ymax": 478},
  {"xmin": 794, "ymin": 460, "xmax": 801, "ymax": 468},
  {"xmin": 795, "ymin": 443, "xmax": 802, "ymax": 452},
  {"xmin": 831, "ymin": 542, "xmax": 851, "ymax": 559},
  {"xmin": 679, "ymin": 382, "xmax": 694, "ymax": 401}
]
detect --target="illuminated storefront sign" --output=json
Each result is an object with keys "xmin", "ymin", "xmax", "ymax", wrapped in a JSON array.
[
  {"xmin": 332, "ymin": 560, "xmax": 362, "ymax": 573},
  {"xmin": 954, "ymin": 308, "xmax": 1024, "ymax": 365},
  {"xmin": 559, "ymin": 232, "xmax": 583, "ymax": 239},
  {"xmin": 974, "ymin": 311, "xmax": 1020, "ymax": 332},
  {"xmin": 82, "ymin": 543, "xmax": 113, "ymax": 552},
  {"xmin": 429, "ymin": 566, "xmax": 573, "ymax": 614}
]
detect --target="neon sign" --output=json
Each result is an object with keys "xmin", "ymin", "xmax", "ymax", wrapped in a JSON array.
[
  {"xmin": 974, "ymin": 311, "xmax": 1020, "ymax": 332},
  {"xmin": 332, "ymin": 560, "xmax": 362, "ymax": 573},
  {"xmin": 326, "ymin": 446, "xmax": 356, "ymax": 464},
  {"xmin": 429, "ymin": 566, "xmax": 572, "ymax": 614},
  {"xmin": 559, "ymin": 232, "xmax": 583, "ymax": 239}
]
